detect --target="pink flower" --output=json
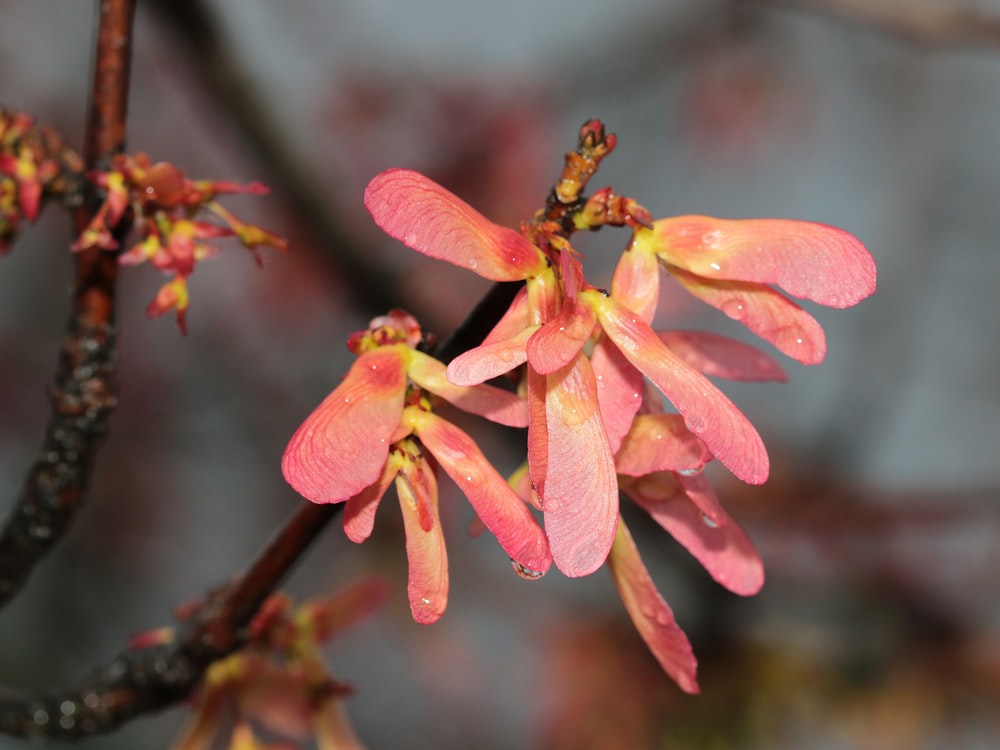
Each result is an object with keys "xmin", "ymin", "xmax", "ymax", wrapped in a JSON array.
[
  {"xmin": 282, "ymin": 310, "xmax": 550, "ymax": 622},
  {"xmin": 366, "ymin": 170, "xmax": 775, "ymax": 576}
]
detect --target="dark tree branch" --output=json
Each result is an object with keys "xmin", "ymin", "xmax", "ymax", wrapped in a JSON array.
[
  {"xmin": 0, "ymin": 0, "xmax": 136, "ymax": 609},
  {"xmin": 0, "ymin": 265, "xmax": 520, "ymax": 740}
]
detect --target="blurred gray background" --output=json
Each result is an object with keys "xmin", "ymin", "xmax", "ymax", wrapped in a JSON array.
[{"xmin": 1, "ymin": 0, "xmax": 998, "ymax": 748}]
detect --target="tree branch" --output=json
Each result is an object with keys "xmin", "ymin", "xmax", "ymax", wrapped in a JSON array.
[
  {"xmin": 768, "ymin": 0, "xmax": 1000, "ymax": 48},
  {"xmin": 0, "ymin": 0, "xmax": 136, "ymax": 608}
]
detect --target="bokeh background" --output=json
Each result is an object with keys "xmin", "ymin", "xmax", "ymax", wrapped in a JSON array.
[{"xmin": 2, "ymin": 0, "xmax": 999, "ymax": 747}]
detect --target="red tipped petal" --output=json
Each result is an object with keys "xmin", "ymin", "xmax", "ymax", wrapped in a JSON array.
[
  {"xmin": 671, "ymin": 268, "xmax": 826, "ymax": 365},
  {"xmin": 446, "ymin": 326, "xmax": 534, "ymax": 386},
  {"xmin": 396, "ymin": 460, "xmax": 448, "ymax": 624},
  {"xmin": 654, "ymin": 216, "xmax": 876, "ymax": 307},
  {"xmin": 282, "ymin": 348, "xmax": 407, "ymax": 503},
  {"xmin": 542, "ymin": 354, "xmax": 619, "ymax": 577},
  {"xmin": 615, "ymin": 414, "xmax": 713, "ymax": 477},
  {"xmin": 364, "ymin": 169, "xmax": 546, "ymax": 281},
  {"xmin": 409, "ymin": 350, "xmax": 527, "ymax": 427},
  {"xmin": 659, "ymin": 330, "xmax": 788, "ymax": 382},
  {"xmin": 592, "ymin": 293, "xmax": 769, "ymax": 485},
  {"xmin": 622, "ymin": 473, "xmax": 764, "ymax": 596},
  {"xmin": 607, "ymin": 518, "xmax": 699, "ymax": 693},
  {"xmin": 343, "ymin": 454, "xmax": 401, "ymax": 542},
  {"xmin": 526, "ymin": 299, "xmax": 596, "ymax": 375},
  {"xmin": 413, "ymin": 411, "xmax": 551, "ymax": 575},
  {"xmin": 591, "ymin": 335, "xmax": 645, "ymax": 455}
]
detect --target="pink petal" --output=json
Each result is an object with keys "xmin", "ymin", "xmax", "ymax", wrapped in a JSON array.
[
  {"xmin": 613, "ymin": 233, "xmax": 662, "ymax": 322},
  {"xmin": 591, "ymin": 335, "xmax": 645, "ymax": 455},
  {"xmin": 343, "ymin": 453, "xmax": 402, "ymax": 542},
  {"xmin": 659, "ymin": 330, "xmax": 788, "ymax": 382},
  {"xmin": 526, "ymin": 299, "xmax": 596, "ymax": 375},
  {"xmin": 364, "ymin": 169, "xmax": 546, "ymax": 281},
  {"xmin": 654, "ymin": 216, "xmax": 877, "ymax": 308},
  {"xmin": 282, "ymin": 348, "xmax": 407, "ymax": 503},
  {"xmin": 607, "ymin": 518, "xmax": 699, "ymax": 693},
  {"xmin": 615, "ymin": 414, "xmax": 713, "ymax": 477},
  {"xmin": 396, "ymin": 458, "xmax": 448, "ymax": 624},
  {"xmin": 408, "ymin": 350, "xmax": 528, "ymax": 427},
  {"xmin": 412, "ymin": 410, "xmax": 551, "ymax": 575},
  {"xmin": 541, "ymin": 353, "xmax": 619, "ymax": 577},
  {"xmin": 481, "ymin": 285, "xmax": 531, "ymax": 344},
  {"xmin": 670, "ymin": 267, "xmax": 826, "ymax": 365},
  {"xmin": 591, "ymin": 293, "xmax": 769, "ymax": 485},
  {"xmin": 446, "ymin": 326, "xmax": 534, "ymax": 386},
  {"xmin": 621, "ymin": 472, "xmax": 764, "ymax": 596}
]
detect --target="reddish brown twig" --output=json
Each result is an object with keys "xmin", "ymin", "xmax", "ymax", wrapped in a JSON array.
[{"xmin": 0, "ymin": 1, "xmax": 136, "ymax": 607}]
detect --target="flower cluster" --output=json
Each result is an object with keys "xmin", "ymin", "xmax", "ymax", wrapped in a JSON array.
[
  {"xmin": 284, "ymin": 120, "xmax": 876, "ymax": 692},
  {"xmin": 0, "ymin": 109, "xmax": 81, "ymax": 252},
  {"xmin": 283, "ymin": 309, "xmax": 551, "ymax": 623},
  {"xmin": 73, "ymin": 153, "xmax": 287, "ymax": 333},
  {"xmin": 168, "ymin": 580, "xmax": 386, "ymax": 750}
]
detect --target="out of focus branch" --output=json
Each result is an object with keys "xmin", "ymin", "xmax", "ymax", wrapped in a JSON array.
[
  {"xmin": 770, "ymin": 0, "xmax": 1000, "ymax": 47},
  {"xmin": 0, "ymin": 0, "xmax": 136, "ymax": 609},
  {"xmin": 145, "ymin": 0, "xmax": 407, "ymax": 319}
]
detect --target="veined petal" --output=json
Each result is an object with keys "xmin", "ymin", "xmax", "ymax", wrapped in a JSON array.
[
  {"xmin": 607, "ymin": 518, "xmax": 699, "ymax": 693},
  {"xmin": 408, "ymin": 350, "xmax": 528, "ymax": 427},
  {"xmin": 446, "ymin": 326, "xmax": 535, "ymax": 386},
  {"xmin": 621, "ymin": 472, "xmax": 764, "ymax": 596},
  {"xmin": 659, "ymin": 331, "xmax": 788, "ymax": 382},
  {"xmin": 343, "ymin": 452, "xmax": 403, "ymax": 542},
  {"xmin": 526, "ymin": 299, "xmax": 596, "ymax": 375},
  {"xmin": 615, "ymin": 414, "xmax": 713, "ymax": 477},
  {"xmin": 396, "ymin": 457, "xmax": 448, "ymax": 624},
  {"xmin": 411, "ymin": 410, "xmax": 551, "ymax": 575},
  {"xmin": 653, "ymin": 215, "xmax": 876, "ymax": 307},
  {"xmin": 364, "ymin": 169, "xmax": 547, "ymax": 281},
  {"xmin": 542, "ymin": 353, "xmax": 619, "ymax": 577},
  {"xmin": 589, "ymin": 292, "xmax": 769, "ymax": 485},
  {"xmin": 614, "ymin": 230, "xmax": 662, "ymax": 322},
  {"xmin": 591, "ymin": 335, "xmax": 645, "ymax": 455},
  {"xmin": 282, "ymin": 348, "xmax": 407, "ymax": 503},
  {"xmin": 670, "ymin": 267, "xmax": 826, "ymax": 365}
]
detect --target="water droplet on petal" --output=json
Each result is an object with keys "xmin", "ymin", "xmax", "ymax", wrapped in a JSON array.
[
  {"xmin": 721, "ymin": 300, "xmax": 745, "ymax": 320},
  {"xmin": 465, "ymin": 475, "xmax": 473, "ymax": 482},
  {"xmin": 702, "ymin": 514, "xmax": 719, "ymax": 529},
  {"xmin": 677, "ymin": 466, "xmax": 703, "ymax": 477},
  {"xmin": 511, "ymin": 560, "xmax": 545, "ymax": 580},
  {"xmin": 421, "ymin": 597, "xmax": 431, "ymax": 604},
  {"xmin": 709, "ymin": 262, "xmax": 721, "ymax": 271},
  {"xmin": 467, "ymin": 258, "xmax": 479, "ymax": 270}
]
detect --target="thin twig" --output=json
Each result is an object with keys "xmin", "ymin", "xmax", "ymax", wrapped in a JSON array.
[{"xmin": 0, "ymin": 0, "xmax": 136, "ymax": 608}]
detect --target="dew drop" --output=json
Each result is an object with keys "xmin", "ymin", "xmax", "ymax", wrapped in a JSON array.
[
  {"xmin": 721, "ymin": 300, "xmax": 745, "ymax": 320},
  {"xmin": 709, "ymin": 262, "xmax": 721, "ymax": 271},
  {"xmin": 421, "ymin": 597, "xmax": 431, "ymax": 605},
  {"xmin": 677, "ymin": 466, "xmax": 703, "ymax": 477},
  {"xmin": 499, "ymin": 349, "xmax": 514, "ymax": 362},
  {"xmin": 465, "ymin": 475, "xmax": 473, "ymax": 483},
  {"xmin": 467, "ymin": 258, "xmax": 479, "ymax": 270},
  {"xmin": 795, "ymin": 337, "xmax": 803, "ymax": 345},
  {"xmin": 511, "ymin": 560, "xmax": 545, "ymax": 580},
  {"xmin": 702, "ymin": 514, "xmax": 719, "ymax": 529}
]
